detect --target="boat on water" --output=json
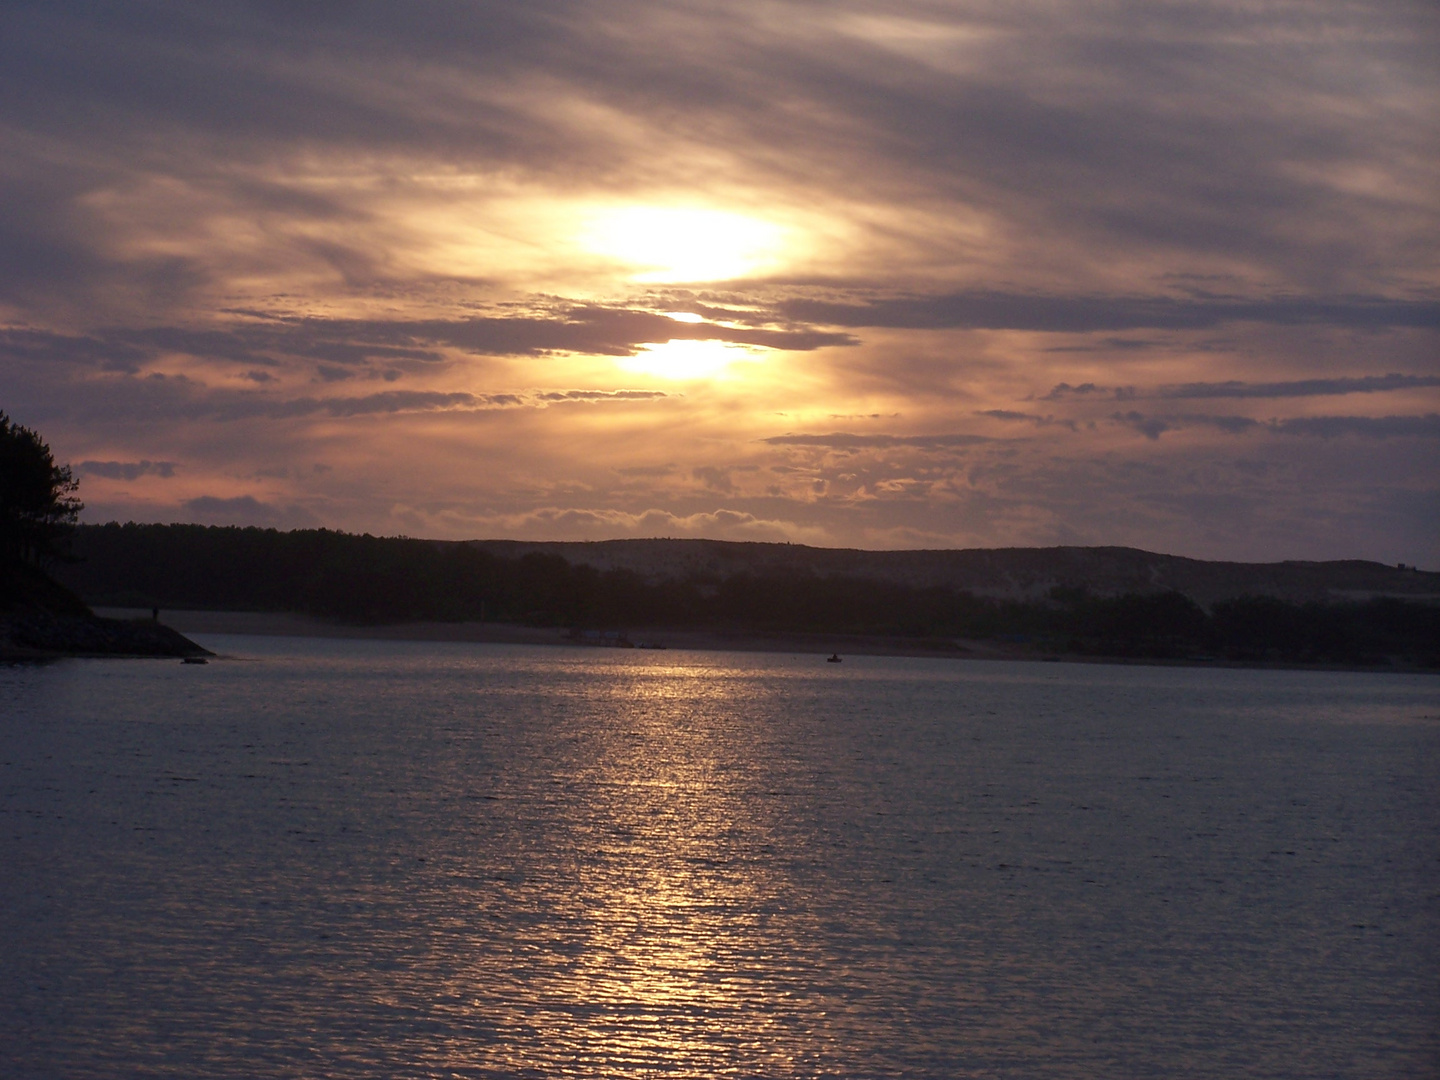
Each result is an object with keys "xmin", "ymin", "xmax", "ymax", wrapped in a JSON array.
[{"xmin": 827, "ymin": 653, "xmax": 842, "ymax": 663}]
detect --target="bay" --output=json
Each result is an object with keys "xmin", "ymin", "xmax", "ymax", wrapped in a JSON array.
[{"xmin": 2, "ymin": 637, "xmax": 1437, "ymax": 1077}]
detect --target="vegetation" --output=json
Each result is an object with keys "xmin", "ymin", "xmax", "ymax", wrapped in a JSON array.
[
  {"xmin": 59, "ymin": 523, "xmax": 1440, "ymax": 667},
  {"xmin": 0, "ymin": 419, "xmax": 206, "ymax": 657},
  {"xmin": 0, "ymin": 411, "xmax": 82, "ymax": 568}
]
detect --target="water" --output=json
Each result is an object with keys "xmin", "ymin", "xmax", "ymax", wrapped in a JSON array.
[{"xmin": 2, "ymin": 637, "xmax": 1436, "ymax": 1078}]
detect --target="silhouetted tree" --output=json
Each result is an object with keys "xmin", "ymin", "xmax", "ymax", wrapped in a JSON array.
[{"xmin": 0, "ymin": 412, "xmax": 83, "ymax": 566}]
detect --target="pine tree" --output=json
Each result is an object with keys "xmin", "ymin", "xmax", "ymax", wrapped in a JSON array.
[{"xmin": 0, "ymin": 412, "xmax": 83, "ymax": 566}]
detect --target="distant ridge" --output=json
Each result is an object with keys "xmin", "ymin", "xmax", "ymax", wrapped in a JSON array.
[
  {"xmin": 57, "ymin": 525, "xmax": 1440, "ymax": 666},
  {"xmin": 466, "ymin": 539, "xmax": 1439, "ymax": 608}
]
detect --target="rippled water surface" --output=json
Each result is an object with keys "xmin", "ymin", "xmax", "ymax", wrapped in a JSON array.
[{"xmin": 2, "ymin": 638, "xmax": 1437, "ymax": 1077}]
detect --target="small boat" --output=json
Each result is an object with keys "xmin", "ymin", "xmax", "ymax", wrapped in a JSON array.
[
  {"xmin": 181, "ymin": 657, "xmax": 208, "ymax": 665},
  {"xmin": 826, "ymin": 653, "xmax": 842, "ymax": 663}
]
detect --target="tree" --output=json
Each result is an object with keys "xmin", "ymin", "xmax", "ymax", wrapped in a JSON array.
[{"xmin": 0, "ymin": 412, "xmax": 83, "ymax": 566}]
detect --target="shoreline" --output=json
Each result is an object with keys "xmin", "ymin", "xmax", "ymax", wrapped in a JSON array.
[
  {"xmin": 1, "ymin": 610, "xmax": 213, "ymax": 662},
  {"xmin": 94, "ymin": 607, "xmax": 1436, "ymax": 674}
]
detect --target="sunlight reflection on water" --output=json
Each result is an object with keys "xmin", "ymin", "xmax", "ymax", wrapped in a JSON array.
[{"xmin": 1, "ymin": 640, "xmax": 1437, "ymax": 1077}]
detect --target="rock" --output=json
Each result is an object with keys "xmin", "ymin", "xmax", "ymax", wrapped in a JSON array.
[{"xmin": 0, "ymin": 609, "xmax": 213, "ymax": 659}]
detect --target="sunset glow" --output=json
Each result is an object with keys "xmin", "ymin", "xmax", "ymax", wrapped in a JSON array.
[
  {"xmin": 0, "ymin": 2, "xmax": 1435, "ymax": 562},
  {"xmin": 580, "ymin": 206, "xmax": 790, "ymax": 282},
  {"xmin": 617, "ymin": 339, "xmax": 756, "ymax": 380}
]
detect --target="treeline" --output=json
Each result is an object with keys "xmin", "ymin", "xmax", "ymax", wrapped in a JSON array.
[{"xmin": 59, "ymin": 523, "xmax": 1440, "ymax": 666}]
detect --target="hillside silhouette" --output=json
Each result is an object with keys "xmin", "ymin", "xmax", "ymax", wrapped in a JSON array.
[{"xmin": 58, "ymin": 524, "xmax": 1440, "ymax": 668}]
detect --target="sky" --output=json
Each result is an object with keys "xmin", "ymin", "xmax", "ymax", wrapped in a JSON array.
[{"xmin": 2, "ymin": 1, "xmax": 1437, "ymax": 563}]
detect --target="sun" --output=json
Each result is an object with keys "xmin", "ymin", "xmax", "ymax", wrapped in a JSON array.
[
  {"xmin": 580, "ymin": 206, "xmax": 787, "ymax": 282},
  {"xmin": 617, "ymin": 338, "xmax": 754, "ymax": 380}
]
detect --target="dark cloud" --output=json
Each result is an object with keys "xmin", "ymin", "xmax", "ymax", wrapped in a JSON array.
[
  {"xmin": 69, "ymin": 382, "xmax": 523, "ymax": 424},
  {"xmin": 1272, "ymin": 414, "xmax": 1440, "ymax": 439},
  {"xmin": 1, "ymin": 310, "xmax": 850, "ymax": 380},
  {"xmin": 77, "ymin": 459, "xmax": 176, "ymax": 480},
  {"xmin": 1044, "ymin": 338, "xmax": 1159, "ymax": 353},
  {"xmin": 34, "ymin": 374, "xmax": 670, "ymax": 427},
  {"xmin": 977, "ymin": 410, "xmax": 1076, "ymax": 430},
  {"xmin": 692, "ymin": 466, "xmax": 734, "ymax": 492},
  {"xmin": 779, "ymin": 293, "xmax": 1440, "ymax": 333},
  {"xmin": 1157, "ymin": 373, "xmax": 1440, "ymax": 399},
  {"xmin": 125, "ymin": 325, "xmax": 440, "ymax": 366},
  {"xmin": 280, "ymin": 391, "xmax": 517, "ymax": 419},
  {"xmin": 1110, "ymin": 411, "xmax": 1440, "ymax": 440},
  {"xmin": 764, "ymin": 433, "xmax": 992, "ymax": 450},
  {"xmin": 0, "ymin": 328, "xmax": 150, "ymax": 373},
  {"xmin": 319, "ymin": 308, "xmax": 855, "ymax": 357},
  {"xmin": 1043, "ymin": 382, "xmax": 1132, "ymax": 401},
  {"xmin": 1111, "ymin": 412, "xmax": 1175, "ymax": 440},
  {"xmin": 181, "ymin": 494, "xmax": 320, "ymax": 529},
  {"xmin": 1046, "ymin": 373, "xmax": 1440, "ymax": 403},
  {"xmin": 535, "ymin": 390, "xmax": 671, "ymax": 401}
]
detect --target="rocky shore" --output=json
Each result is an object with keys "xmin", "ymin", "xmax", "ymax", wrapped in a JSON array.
[
  {"xmin": 0, "ymin": 609, "xmax": 212, "ymax": 661},
  {"xmin": 2, "ymin": 555, "xmax": 210, "ymax": 661}
]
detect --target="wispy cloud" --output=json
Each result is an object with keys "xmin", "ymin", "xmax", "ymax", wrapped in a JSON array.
[
  {"xmin": 1272, "ymin": 414, "xmax": 1440, "ymax": 439},
  {"xmin": 534, "ymin": 389, "xmax": 672, "ymax": 402},
  {"xmin": 1046, "ymin": 373, "xmax": 1440, "ymax": 403},
  {"xmin": 77, "ymin": 459, "xmax": 177, "ymax": 480},
  {"xmin": 779, "ymin": 294, "xmax": 1440, "ymax": 333},
  {"xmin": 182, "ymin": 495, "xmax": 320, "ymax": 529},
  {"xmin": 977, "ymin": 410, "xmax": 1077, "ymax": 430},
  {"xmin": 2, "ymin": 309, "xmax": 850, "ymax": 375},
  {"xmin": 764, "ymin": 433, "xmax": 992, "ymax": 450},
  {"xmin": 2, "ymin": 0, "xmax": 1436, "ymax": 563},
  {"xmin": 1156, "ymin": 374, "xmax": 1440, "ymax": 400},
  {"xmin": 1110, "ymin": 411, "xmax": 1440, "ymax": 440}
]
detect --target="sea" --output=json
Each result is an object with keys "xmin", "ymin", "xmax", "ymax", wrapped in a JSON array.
[{"xmin": 2, "ymin": 636, "xmax": 1437, "ymax": 1078}]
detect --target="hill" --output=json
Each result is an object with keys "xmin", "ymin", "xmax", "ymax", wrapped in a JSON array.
[
  {"xmin": 53, "ymin": 524, "xmax": 1440, "ymax": 668},
  {"xmin": 467, "ymin": 538, "xmax": 1439, "ymax": 607}
]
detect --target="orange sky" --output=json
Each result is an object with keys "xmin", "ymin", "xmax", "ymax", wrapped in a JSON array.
[{"xmin": 2, "ymin": 2, "xmax": 1437, "ymax": 561}]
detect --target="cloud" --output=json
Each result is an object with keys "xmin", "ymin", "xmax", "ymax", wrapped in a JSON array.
[
  {"xmin": 535, "ymin": 389, "xmax": 672, "ymax": 401},
  {"xmin": 304, "ymin": 308, "xmax": 855, "ymax": 358},
  {"xmin": 1046, "ymin": 373, "xmax": 1440, "ymax": 404},
  {"xmin": 1271, "ymin": 414, "xmax": 1440, "ymax": 439},
  {"xmin": 181, "ymin": 495, "xmax": 320, "ymax": 529},
  {"xmin": 3, "ymin": 1, "xmax": 1437, "ymax": 565},
  {"xmin": 764, "ymin": 433, "xmax": 992, "ymax": 450},
  {"xmin": 1044, "ymin": 338, "xmax": 1159, "ymax": 353},
  {"xmin": 1112, "ymin": 412, "xmax": 1175, "ymax": 440},
  {"xmin": 977, "ymin": 410, "xmax": 1076, "ymax": 430},
  {"xmin": 1156, "ymin": 373, "xmax": 1440, "ymax": 400},
  {"xmin": 1043, "ymin": 382, "xmax": 1131, "ymax": 401},
  {"xmin": 1110, "ymin": 411, "xmax": 1440, "ymax": 440},
  {"xmin": 778, "ymin": 293, "xmax": 1440, "ymax": 333},
  {"xmin": 692, "ymin": 466, "xmax": 734, "ymax": 492},
  {"xmin": 0, "ymin": 328, "xmax": 151, "ymax": 373},
  {"xmin": 492, "ymin": 505, "xmax": 831, "ymax": 545},
  {"xmin": 1049, "ymin": 383, "xmax": 1102, "ymax": 397},
  {"xmin": 77, "ymin": 459, "xmax": 176, "ymax": 480},
  {"xmin": 310, "ymin": 391, "xmax": 509, "ymax": 418},
  {"xmin": 1, "ymin": 309, "xmax": 850, "ymax": 381}
]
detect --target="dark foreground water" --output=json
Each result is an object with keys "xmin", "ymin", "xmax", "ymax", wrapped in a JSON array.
[{"xmin": 2, "ymin": 638, "xmax": 1437, "ymax": 1078}]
